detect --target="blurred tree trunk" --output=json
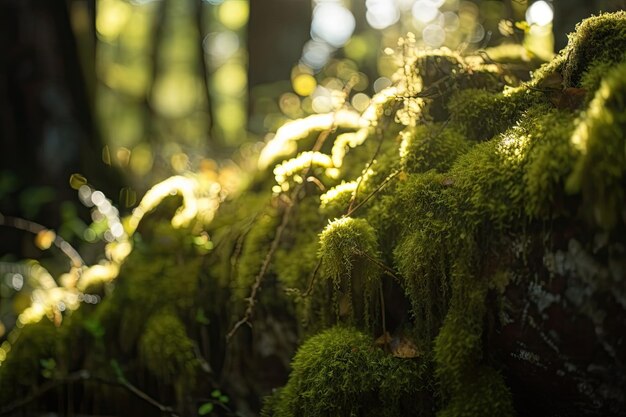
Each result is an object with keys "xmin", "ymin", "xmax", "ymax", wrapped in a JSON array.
[
  {"xmin": 0, "ymin": 0, "xmax": 120, "ymax": 250},
  {"xmin": 247, "ymin": 0, "xmax": 312, "ymax": 88}
]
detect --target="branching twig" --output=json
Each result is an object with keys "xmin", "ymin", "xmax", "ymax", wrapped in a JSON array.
[
  {"xmin": 0, "ymin": 213, "xmax": 84, "ymax": 268},
  {"xmin": 302, "ymin": 257, "xmax": 323, "ymax": 297},
  {"xmin": 357, "ymin": 250, "xmax": 402, "ymax": 282},
  {"xmin": 0, "ymin": 370, "xmax": 179, "ymax": 417},
  {"xmin": 227, "ymin": 80, "xmax": 361, "ymax": 337},
  {"xmin": 110, "ymin": 374, "xmax": 179, "ymax": 416},
  {"xmin": 346, "ymin": 170, "xmax": 400, "ymax": 218},
  {"xmin": 226, "ymin": 196, "xmax": 296, "ymax": 341},
  {"xmin": 347, "ymin": 126, "xmax": 385, "ymax": 213}
]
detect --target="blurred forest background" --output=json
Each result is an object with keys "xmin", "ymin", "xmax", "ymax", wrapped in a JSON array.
[{"xmin": 0, "ymin": 0, "xmax": 624, "ymax": 343}]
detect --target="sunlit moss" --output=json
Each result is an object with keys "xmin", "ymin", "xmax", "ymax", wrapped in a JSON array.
[
  {"xmin": 522, "ymin": 109, "xmax": 577, "ymax": 218},
  {"xmin": 258, "ymin": 110, "xmax": 365, "ymax": 169},
  {"xmin": 5, "ymin": 12, "xmax": 626, "ymax": 417},
  {"xmin": 562, "ymin": 11, "xmax": 626, "ymax": 88},
  {"xmin": 399, "ymin": 124, "xmax": 470, "ymax": 173},
  {"xmin": 318, "ymin": 218, "xmax": 381, "ymax": 327},
  {"xmin": 567, "ymin": 60, "xmax": 626, "ymax": 228},
  {"xmin": 319, "ymin": 181, "xmax": 357, "ymax": 217},
  {"xmin": 273, "ymin": 151, "xmax": 335, "ymax": 192}
]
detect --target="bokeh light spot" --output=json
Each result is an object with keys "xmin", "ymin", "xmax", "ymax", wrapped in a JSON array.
[
  {"xmin": 96, "ymin": 0, "xmax": 131, "ymax": 41},
  {"xmin": 526, "ymin": 1, "xmax": 553, "ymax": 26},
  {"xmin": 218, "ymin": 0, "xmax": 249, "ymax": 30},
  {"xmin": 412, "ymin": 0, "xmax": 440, "ymax": 24},
  {"xmin": 351, "ymin": 93, "xmax": 370, "ymax": 112},
  {"xmin": 311, "ymin": 3, "xmax": 355, "ymax": 48},
  {"xmin": 373, "ymin": 77, "xmax": 392, "ymax": 93},
  {"xmin": 366, "ymin": 0, "xmax": 400, "ymax": 30},
  {"xmin": 69, "ymin": 173, "xmax": 87, "ymax": 190},
  {"xmin": 423, "ymin": 24, "xmax": 446, "ymax": 47},
  {"xmin": 152, "ymin": 71, "xmax": 199, "ymax": 118},
  {"xmin": 293, "ymin": 74, "xmax": 317, "ymax": 97},
  {"xmin": 213, "ymin": 63, "xmax": 247, "ymax": 96},
  {"xmin": 129, "ymin": 144, "xmax": 154, "ymax": 177}
]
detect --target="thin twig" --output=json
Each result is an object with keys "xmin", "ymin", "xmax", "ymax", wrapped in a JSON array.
[
  {"xmin": 346, "ymin": 170, "xmax": 400, "ymax": 218},
  {"xmin": 230, "ymin": 212, "xmax": 262, "ymax": 278},
  {"xmin": 347, "ymin": 126, "xmax": 385, "ymax": 213},
  {"xmin": 0, "ymin": 213, "xmax": 84, "ymax": 268},
  {"xmin": 226, "ymin": 196, "xmax": 296, "ymax": 341},
  {"xmin": 0, "ymin": 370, "xmax": 179, "ymax": 417},
  {"xmin": 358, "ymin": 250, "xmax": 402, "ymax": 282},
  {"xmin": 379, "ymin": 281, "xmax": 389, "ymax": 353},
  {"xmin": 302, "ymin": 257, "xmax": 323, "ymax": 297},
  {"xmin": 228, "ymin": 80, "xmax": 360, "ymax": 336}
]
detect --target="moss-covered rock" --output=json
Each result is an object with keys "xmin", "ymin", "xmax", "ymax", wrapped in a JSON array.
[{"xmin": 3, "ymin": 11, "xmax": 626, "ymax": 417}]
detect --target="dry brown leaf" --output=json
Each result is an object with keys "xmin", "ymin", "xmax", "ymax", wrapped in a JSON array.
[{"xmin": 390, "ymin": 335, "xmax": 420, "ymax": 358}]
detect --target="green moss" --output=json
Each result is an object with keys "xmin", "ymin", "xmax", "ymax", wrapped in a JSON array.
[
  {"xmin": 522, "ymin": 109, "xmax": 578, "ymax": 218},
  {"xmin": 404, "ymin": 49, "xmax": 507, "ymax": 122},
  {"xmin": 319, "ymin": 181, "xmax": 357, "ymax": 218},
  {"xmin": 274, "ymin": 197, "xmax": 324, "ymax": 290},
  {"xmin": 391, "ymin": 171, "xmax": 452, "ymax": 344},
  {"xmin": 527, "ymin": 53, "xmax": 566, "ymax": 89},
  {"xmin": 579, "ymin": 58, "xmax": 623, "ymax": 104},
  {"xmin": 318, "ymin": 218, "xmax": 382, "ymax": 327},
  {"xmin": 138, "ymin": 310, "xmax": 197, "ymax": 382},
  {"xmin": 262, "ymin": 326, "xmax": 429, "ymax": 417},
  {"xmin": 400, "ymin": 124, "xmax": 471, "ymax": 174},
  {"xmin": 562, "ymin": 11, "xmax": 626, "ymax": 87},
  {"xmin": 432, "ymin": 252, "xmax": 514, "ymax": 417},
  {"xmin": 566, "ymin": 60, "xmax": 626, "ymax": 228},
  {"xmin": 105, "ymin": 235, "xmax": 203, "ymax": 352},
  {"xmin": 448, "ymin": 88, "xmax": 545, "ymax": 142}
]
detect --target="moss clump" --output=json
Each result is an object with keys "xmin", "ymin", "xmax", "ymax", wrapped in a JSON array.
[
  {"xmin": 318, "ymin": 218, "xmax": 382, "ymax": 327},
  {"xmin": 391, "ymin": 171, "xmax": 452, "ymax": 344},
  {"xmin": 567, "ymin": 60, "xmax": 626, "ymax": 228},
  {"xmin": 262, "ymin": 326, "xmax": 429, "ymax": 417},
  {"xmin": 138, "ymin": 310, "xmax": 197, "ymax": 382},
  {"xmin": 96, "ymin": 232, "xmax": 203, "ymax": 353},
  {"xmin": 562, "ymin": 11, "xmax": 626, "ymax": 87},
  {"xmin": 400, "ymin": 124, "xmax": 471, "ymax": 174},
  {"xmin": 433, "ymin": 257, "xmax": 514, "ymax": 417},
  {"xmin": 401, "ymin": 48, "xmax": 507, "ymax": 123},
  {"xmin": 448, "ymin": 88, "xmax": 545, "ymax": 142},
  {"xmin": 522, "ymin": 109, "xmax": 578, "ymax": 218}
]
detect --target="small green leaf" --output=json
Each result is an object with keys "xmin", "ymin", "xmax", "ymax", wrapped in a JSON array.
[
  {"xmin": 40, "ymin": 358, "xmax": 56, "ymax": 370},
  {"xmin": 198, "ymin": 402, "xmax": 214, "ymax": 415},
  {"xmin": 211, "ymin": 389, "xmax": 221, "ymax": 398},
  {"xmin": 219, "ymin": 395, "xmax": 229, "ymax": 403},
  {"xmin": 110, "ymin": 359, "xmax": 127, "ymax": 383},
  {"xmin": 196, "ymin": 308, "xmax": 210, "ymax": 325}
]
